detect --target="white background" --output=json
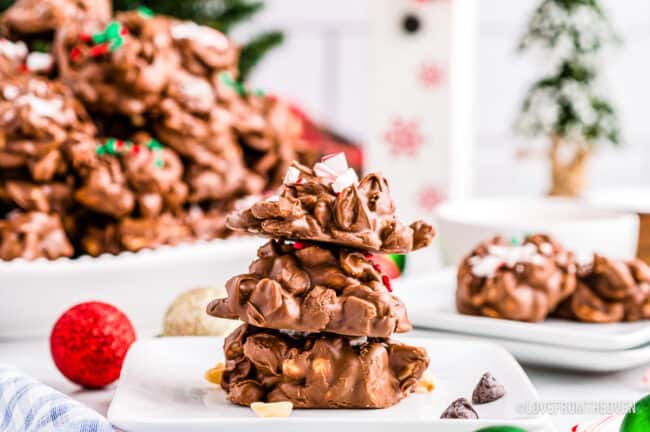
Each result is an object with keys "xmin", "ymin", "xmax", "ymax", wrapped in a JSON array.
[{"xmin": 233, "ymin": 0, "xmax": 650, "ymax": 196}]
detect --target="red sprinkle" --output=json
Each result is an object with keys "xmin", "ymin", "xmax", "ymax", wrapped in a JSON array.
[
  {"xmin": 382, "ymin": 275, "xmax": 392, "ymax": 292},
  {"xmin": 79, "ymin": 32, "xmax": 92, "ymax": 42},
  {"xmin": 296, "ymin": 177, "xmax": 303, "ymax": 185},
  {"xmin": 69, "ymin": 47, "xmax": 82, "ymax": 61},
  {"xmin": 18, "ymin": 64, "xmax": 29, "ymax": 73},
  {"xmin": 372, "ymin": 263, "xmax": 381, "ymax": 272},
  {"xmin": 90, "ymin": 43, "xmax": 109, "ymax": 57},
  {"xmin": 364, "ymin": 253, "xmax": 373, "ymax": 259},
  {"xmin": 131, "ymin": 144, "xmax": 140, "ymax": 155},
  {"xmin": 120, "ymin": 27, "xmax": 129, "ymax": 36},
  {"xmin": 293, "ymin": 241, "xmax": 305, "ymax": 250}
]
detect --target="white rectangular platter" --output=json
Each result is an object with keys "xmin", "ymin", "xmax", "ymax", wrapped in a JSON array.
[{"xmin": 108, "ymin": 337, "xmax": 549, "ymax": 432}]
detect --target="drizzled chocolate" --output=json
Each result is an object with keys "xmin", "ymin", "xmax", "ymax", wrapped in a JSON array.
[
  {"xmin": 560, "ymin": 254, "xmax": 650, "ymax": 323},
  {"xmin": 227, "ymin": 160, "xmax": 435, "ymax": 254},
  {"xmin": 221, "ymin": 324, "xmax": 429, "ymax": 408},
  {"xmin": 207, "ymin": 239, "xmax": 411, "ymax": 337},
  {"xmin": 456, "ymin": 234, "xmax": 577, "ymax": 322}
]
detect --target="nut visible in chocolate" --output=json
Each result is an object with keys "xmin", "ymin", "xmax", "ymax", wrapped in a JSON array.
[
  {"xmin": 472, "ymin": 372, "xmax": 505, "ymax": 404},
  {"xmin": 220, "ymin": 324, "xmax": 429, "ymax": 408},
  {"xmin": 456, "ymin": 234, "xmax": 577, "ymax": 322},
  {"xmin": 440, "ymin": 397, "xmax": 479, "ymax": 420},
  {"xmin": 207, "ymin": 239, "xmax": 411, "ymax": 337},
  {"xmin": 562, "ymin": 254, "xmax": 650, "ymax": 323},
  {"xmin": 227, "ymin": 157, "xmax": 435, "ymax": 254}
]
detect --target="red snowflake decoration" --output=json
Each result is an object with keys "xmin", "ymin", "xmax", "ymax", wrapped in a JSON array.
[
  {"xmin": 418, "ymin": 185, "xmax": 445, "ymax": 212},
  {"xmin": 418, "ymin": 63, "xmax": 445, "ymax": 88},
  {"xmin": 383, "ymin": 118, "xmax": 423, "ymax": 156}
]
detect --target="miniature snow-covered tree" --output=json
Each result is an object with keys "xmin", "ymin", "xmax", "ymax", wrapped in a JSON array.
[{"xmin": 516, "ymin": 0, "xmax": 620, "ymax": 196}]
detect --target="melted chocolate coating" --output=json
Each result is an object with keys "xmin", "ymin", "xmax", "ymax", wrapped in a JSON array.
[
  {"xmin": 1, "ymin": 0, "xmax": 110, "ymax": 39},
  {"xmin": 227, "ymin": 162, "xmax": 435, "ymax": 254},
  {"xmin": 220, "ymin": 324, "xmax": 429, "ymax": 408},
  {"xmin": 0, "ymin": 210, "xmax": 73, "ymax": 260},
  {"xmin": 208, "ymin": 239, "xmax": 411, "ymax": 337},
  {"xmin": 0, "ymin": 76, "xmax": 96, "ymax": 182},
  {"xmin": 456, "ymin": 234, "xmax": 577, "ymax": 322},
  {"xmin": 561, "ymin": 254, "xmax": 650, "ymax": 323}
]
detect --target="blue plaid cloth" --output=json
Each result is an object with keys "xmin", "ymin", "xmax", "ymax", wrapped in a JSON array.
[{"xmin": 0, "ymin": 364, "xmax": 114, "ymax": 432}]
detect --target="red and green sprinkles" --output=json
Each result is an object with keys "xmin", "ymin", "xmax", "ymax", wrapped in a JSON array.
[
  {"xmin": 71, "ymin": 21, "xmax": 128, "ymax": 61},
  {"xmin": 96, "ymin": 138, "xmax": 165, "ymax": 168}
]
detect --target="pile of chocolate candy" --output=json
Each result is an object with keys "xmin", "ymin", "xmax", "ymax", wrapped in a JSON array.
[
  {"xmin": 0, "ymin": 0, "xmax": 309, "ymax": 260},
  {"xmin": 457, "ymin": 234, "xmax": 650, "ymax": 323},
  {"xmin": 206, "ymin": 153, "xmax": 436, "ymax": 408}
]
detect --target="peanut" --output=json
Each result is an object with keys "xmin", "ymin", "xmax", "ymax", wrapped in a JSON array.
[
  {"xmin": 204, "ymin": 362, "xmax": 225, "ymax": 385},
  {"xmin": 250, "ymin": 401, "xmax": 294, "ymax": 418}
]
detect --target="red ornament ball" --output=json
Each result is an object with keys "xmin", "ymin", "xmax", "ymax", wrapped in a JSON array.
[{"xmin": 50, "ymin": 301, "xmax": 136, "ymax": 389}]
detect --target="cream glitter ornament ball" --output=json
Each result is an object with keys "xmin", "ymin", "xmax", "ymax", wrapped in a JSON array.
[{"xmin": 163, "ymin": 287, "xmax": 240, "ymax": 336}]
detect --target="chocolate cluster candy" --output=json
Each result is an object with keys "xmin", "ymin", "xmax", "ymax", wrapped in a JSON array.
[
  {"xmin": 559, "ymin": 254, "xmax": 650, "ymax": 323},
  {"xmin": 228, "ymin": 155, "xmax": 435, "ymax": 253},
  {"xmin": 1, "ymin": 0, "xmax": 110, "ymax": 41},
  {"xmin": 208, "ymin": 239, "xmax": 411, "ymax": 337},
  {"xmin": 457, "ymin": 234, "xmax": 577, "ymax": 322},
  {"xmin": 221, "ymin": 324, "xmax": 429, "ymax": 408},
  {"xmin": 207, "ymin": 154, "xmax": 434, "ymax": 409},
  {"xmin": 0, "ymin": 3, "xmax": 309, "ymax": 260},
  {"xmin": 457, "ymin": 235, "xmax": 650, "ymax": 324},
  {"xmin": 55, "ymin": 11, "xmax": 300, "ymax": 193}
]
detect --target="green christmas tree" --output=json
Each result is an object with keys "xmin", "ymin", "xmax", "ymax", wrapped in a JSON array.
[
  {"xmin": 516, "ymin": 0, "xmax": 620, "ymax": 197},
  {"xmin": 0, "ymin": 0, "xmax": 283, "ymax": 81}
]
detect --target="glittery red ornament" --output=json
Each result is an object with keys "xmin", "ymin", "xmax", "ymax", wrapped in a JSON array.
[{"xmin": 50, "ymin": 301, "xmax": 136, "ymax": 389}]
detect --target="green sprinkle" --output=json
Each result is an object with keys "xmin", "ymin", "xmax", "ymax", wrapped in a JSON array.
[
  {"xmin": 253, "ymin": 88, "xmax": 265, "ymax": 97},
  {"xmin": 96, "ymin": 146, "xmax": 106, "ymax": 155},
  {"xmin": 154, "ymin": 158, "xmax": 165, "ymax": 168},
  {"xmin": 219, "ymin": 72, "xmax": 246, "ymax": 96},
  {"xmin": 137, "ymin": 6, "xmax": 154, "ymax": 18},
  {"xmin": 146, "ymin": 138, "xmax": 163, "ymax": 151},
  {"xmin": 510, "ymin": 237, "xmax": 520, "ymax": 246},
  {"xmin": 105, "ymin": 21, "xmax": 122, "ymax": 38},
  {"xmin": 92, "ymin": 32, "xmax": 107, "ymax": 44},
  {"xmin": 110, "ymin": 35, "xmax": 124, "ymax": 51}
]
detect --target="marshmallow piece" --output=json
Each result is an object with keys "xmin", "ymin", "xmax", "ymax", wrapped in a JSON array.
[
  {"xmin": 332, "ymin": 168, "xmax": 359, "ymax": 193},
  {"xmin": 283, "ymin": 166, "xmax": 301, "ymax": 185},
  {"xmin": 25, "ymin": 52, "xmax": 53, "ymax": 72},
  {"xmin": 16, "ymin": 95, "xmax": 65, "ymax": 121},
  {"xmin": 0, "ymin": 39, "xmax": 27, "ymax": 61},
  {"xmin": 3, "ymin": 85, "xmax": 19, "ymax": 100},
  {"xmin": 250, "ymin": 401, "xmax": 294, "ymax": 418},
  {"xmin": 170, "ymin": 22, "xmax": 229, "ymax": 50},
  {"xmin": 320, "ymin": 152, "xmax": 348, "ymax": 173}
]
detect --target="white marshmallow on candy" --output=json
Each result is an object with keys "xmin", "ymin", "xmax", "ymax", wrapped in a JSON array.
[
  {"xmin": 0, "ymin": 39, "xmax": 27, "ymax": 61},
  {"xmin": 25, "ymin": 52, "xmax": 53, "ymax": 72},
  {"xmin": 283, "ymin": 166, "xmax": 301, "ymax": 185},
  {"xmin": 469, "ymin": 243, "xmax": 545, "ymax": 278},
  {"xmin": 170, "ymin": 22, "xmax": 230, "ymax": 50},
  {"xmin": 313, "ymin": 153, "xmax": 359, "ymax": 193}
]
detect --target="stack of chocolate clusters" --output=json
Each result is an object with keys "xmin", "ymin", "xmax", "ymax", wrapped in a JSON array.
[
  {"xmin": 207, "ymin": 154, "xmax": 436, "ymax": 408},
  {"xmin": 0, "ymin": 0, "xmax": 307, "ymax": 260},
  {"xmin": 457, "ymin": 234, "xmax": 650, "ymax": 323}
]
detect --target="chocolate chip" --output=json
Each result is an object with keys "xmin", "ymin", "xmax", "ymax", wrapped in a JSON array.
[
  {"xmin": 440, "ymin": 397, "xmax": 479, "ymax": 419},
  {"xmin": 401, "ymin": 14, "xmax": 421, "ymax": 34},
  {"xmin": 472, "ymin": 372, "xmax": 505, "ymax": 404}
]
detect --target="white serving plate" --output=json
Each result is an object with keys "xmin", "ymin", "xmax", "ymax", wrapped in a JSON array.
[
  {"xmin": 108, "ymin": 337, "xmax": 549, "ymax": 432},
  {"xmin": 436, "ymin": 197, "xmax": 639, "ymax": 266},
  {"xmin": 397, "ymin": 268, "xmax": 650, "ymax": 353},
  {"xmin": 407, "ymin": 329, "xmax": 650, "ymax": 372},
  {"xmin": 0, "ymin": 238, "xmax": 263, "ymax": 340}
]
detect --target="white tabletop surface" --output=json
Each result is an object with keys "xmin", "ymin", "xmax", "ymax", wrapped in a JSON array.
[{"xmin": 2, "ymin": 334, "xmax": 646, "ymax": 432}]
